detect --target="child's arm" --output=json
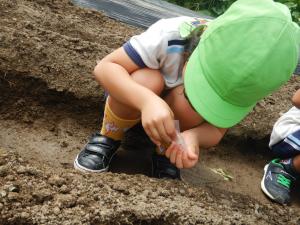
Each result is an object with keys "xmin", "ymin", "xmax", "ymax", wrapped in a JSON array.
[
  {"xmin": 292, "ymin": 89, "xmax": 300, "ymax": 108},
  {"xmin": 95, "ymin": 47, "xmax": 153, "ymax": 109},
  {"xmin": 94, "ymin": 47, "xmax": 176, "ymax": 145},
  {"xmin": 187, "ymin": 123, "xmax": 227, "ymax": 148}
]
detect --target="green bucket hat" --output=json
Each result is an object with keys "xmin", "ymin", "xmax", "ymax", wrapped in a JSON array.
[{"xmin": 183, "ymin": 0, "xmax": 300, "ymax": 128}]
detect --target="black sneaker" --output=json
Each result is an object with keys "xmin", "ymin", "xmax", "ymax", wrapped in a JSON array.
[
  {"xmin": 261, "ymin": 159, "xmax": 296, "ymax": 205},
  {"xmin": 74, "ymin": 132, "xmax": 121, "ymax": 173},
  {"xmin": 152, "ymin": 153, "xmax": 181, "ymax": 180}
]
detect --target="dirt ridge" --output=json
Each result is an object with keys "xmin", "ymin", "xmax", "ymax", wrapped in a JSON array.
[{"xmin": 1, "ymin": 149, "xmax": 299, "ymax": 225}]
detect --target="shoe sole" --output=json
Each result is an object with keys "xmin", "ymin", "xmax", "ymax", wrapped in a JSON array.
[
  {"xmin": 74, "ymin": 151, "xmax": 118, "ymax": 173},
  {"xmin": 260, "ymin": 164, "xmax": 275, "ymax": 201}
]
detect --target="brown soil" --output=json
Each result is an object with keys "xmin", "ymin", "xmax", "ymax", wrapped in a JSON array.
[{"xmin": 1, "ymin": 0, "xmax": 300, "ymax": 224}]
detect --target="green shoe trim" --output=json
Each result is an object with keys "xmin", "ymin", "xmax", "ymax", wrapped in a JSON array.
[
  {"xmin": 277, "ymin": 174, "xmax": 291, "ymax": 188},
  {"xmin": 271, "ymin": 158, "xmax": 284, "ymax": 168}
]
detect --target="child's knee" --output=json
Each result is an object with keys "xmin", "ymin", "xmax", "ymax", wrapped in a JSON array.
[{"xmin": 130, "ymin": 68, "xmax": 164, "ymax": 95}]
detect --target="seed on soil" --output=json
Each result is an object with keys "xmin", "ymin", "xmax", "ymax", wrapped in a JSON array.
[{"xmin": 8, "ymin": 185, "xmax": 20, "ymax": 193}]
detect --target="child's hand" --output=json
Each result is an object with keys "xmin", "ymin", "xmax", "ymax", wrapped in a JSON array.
[
  {"xmin": 165, "ymin": 130, "xmax": 199, "ymax": 169},
  {"xmin": 141, "ymin": 96, "xmax": 176, "ymax": 146}
]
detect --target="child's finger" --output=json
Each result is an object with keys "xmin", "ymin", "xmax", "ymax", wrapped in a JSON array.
[
  {"xmin": 182, "ymin": 151, "xmax": 189, "ymax": 168},
  {"xmin": 147, "ymin": 126, "xmax": 162, "ymax": 146},
  {"xmin": 154, "ymin": 121, "xmax": 172, "ymax": 144},
  {"xmin": 144, "ymin": 127, "xmax": 161, "ymax": 146},
  {"xmin": 170, "ymin": 146, "xmax": 178, "ymax": 164},
  {"xmin": 150, "ymin": 137, "xmax": 160, "ymax": 147},
  {"xmin": 149, "ymin": 127, "xmax": 162, "ymax": 145},
  {"xmin": 187, "ymin": 149, "xmax": 198, "ymax": 160},
  {"xmin": 183, "ymin": 149, "xmax": 199, "ymax": 168},
  {"xmin": 165, "ymin": 142, "xmax": 176, "ymax": 158},
  {"xmin": 163, "ymin": 117, "xmax": 176, "ymax": 140},
  {"xmin": 175, "ymin": 149, "xmax": 183, "ymax": 169}
]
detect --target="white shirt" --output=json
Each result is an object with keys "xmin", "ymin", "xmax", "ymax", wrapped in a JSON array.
[
  {"xmin": 269, "ymin": 106, "xmax": 300, "ymax": 146},
  {"xmin": 123, "ymin": 16, "xmax": 210, "ymax": 88}
]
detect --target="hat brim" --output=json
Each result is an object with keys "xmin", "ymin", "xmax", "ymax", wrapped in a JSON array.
[{"xmin": 184, "ymin": 48, "xmax": 255, "ymax": 128}]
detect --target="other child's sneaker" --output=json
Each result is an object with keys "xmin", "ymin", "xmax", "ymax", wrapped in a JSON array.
[
  {"xmin": 152, "ymin": 153, "xmax": 181, "ymax": 180},
  {"xmin": 261, "ymin": 159, "xmax": 296, "ymax": 205},
  {"xmin": 74, "ymin": 132, "xmax": 121, "ymax": 172}
]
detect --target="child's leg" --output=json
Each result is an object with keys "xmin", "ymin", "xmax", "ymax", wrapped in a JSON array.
[
  {"xmin": 100, "ymin": 68, "xmax": 164, "ymax": 140},
  {"xmin": 271, "ymin": 130, "xmax": 300, "ymax": 177},
  {"xmin": 293, "ymin": 155, "xmax": 300, "ymax": 173},
  {"xmin": 75, "ymin": 68, "xmax": 165, "ymax": 173},
  {"xmin": 261, "ymin": 130, "xmax": 300, "ymax": 205},
  {"xmin": 100, "ymin": 97, "xmax": 140, "ymax": 141},
  {"xmin": 107, "ymin": 68, "xmax": 165, "ymax": 120}
]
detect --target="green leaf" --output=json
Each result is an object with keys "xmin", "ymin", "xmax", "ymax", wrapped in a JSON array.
[
  {"xmin": 210, "ymin": 168, "xmax": 234, "ymax": 181},
  {"xmin": 285, "ymin": 2, "xmax": 297, "ymax": 9}
]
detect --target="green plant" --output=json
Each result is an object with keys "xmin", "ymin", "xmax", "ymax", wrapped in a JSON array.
[
  {"xmin": 277, "ymin": 0, "xmax": 300, "ymax": 24},
  {"xmin": 166, "ymin": 0, "xmax": 300, "ymax": 25}
]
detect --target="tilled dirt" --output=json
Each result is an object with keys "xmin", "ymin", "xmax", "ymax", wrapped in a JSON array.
[
  {"xmin": 1, "ymin": 148, "xmax": 299, "ymax": 225},
  {"xmin": 1, "ymin": 0, "xmax": 300, "ymax": 224}
]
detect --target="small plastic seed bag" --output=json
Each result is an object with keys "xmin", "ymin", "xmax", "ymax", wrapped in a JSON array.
[{"xmin": 158, "ymin": 120, "xmax": 187, "ymax": 153}]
